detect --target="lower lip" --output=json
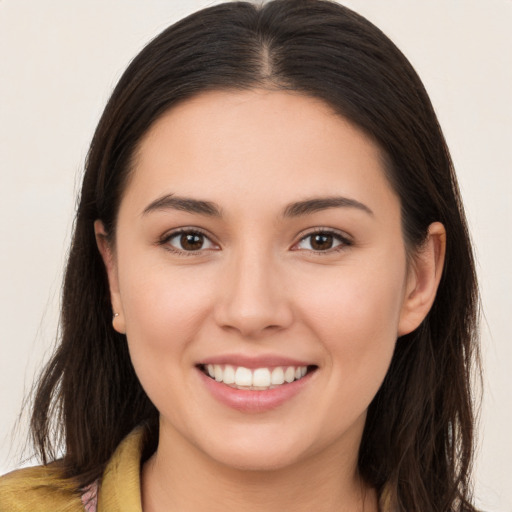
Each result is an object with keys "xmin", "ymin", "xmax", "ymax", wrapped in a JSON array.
[{"xmin": 197, "ymin": 368, "xmax": 315, "ymax": 413}]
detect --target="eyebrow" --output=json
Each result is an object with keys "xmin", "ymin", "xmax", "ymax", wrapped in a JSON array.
[
  {"xmin": 283, "ymin": 196, "xmax": 373, "ymax": 217},
  {"xmin": 142, "ymin": 194, "xmax": 373, "ymax": 218},
  {"xmin": 142, "ymin": 194, "xmax": 222, "ymax": 217}
]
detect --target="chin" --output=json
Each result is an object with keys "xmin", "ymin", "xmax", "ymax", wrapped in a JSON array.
[
  {"xmin": 194, "ymin": 430, "xmax": 314, "ymax": 473},
  {"xmin": 209, "ymin": 446, "xmax": 302, "ymax": 472}
]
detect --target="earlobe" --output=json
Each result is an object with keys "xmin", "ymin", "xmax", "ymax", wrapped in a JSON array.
[
  {"xmin": 94, "ymin": 220, "xmax": 126, "ymax": 334},
  {"xmin": 398, "ymin": 222, "xmax": 446, "ymax": 336}
]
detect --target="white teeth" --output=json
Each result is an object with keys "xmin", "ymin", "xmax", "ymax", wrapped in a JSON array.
[
  {"xmin": 223, "ymin": 365, "xmax": 235, "ymax": 384},
  {"xmin": 252, "ymin": 368, "xmax": 271, "ymax": 387},
  {"xmin": 271, "ymin": 367, "xmax": 285, "ymax": 385},
  {"xmin": 204, "ymin": 364, "xmax": 310, "ymax": 389},
  {"xmin": 235, "ymin": 366, "xmax": 253, "ymax": 387},
  {"xmin": 284, "ymin": 366, "xmax": 295, "ymax": 383}
]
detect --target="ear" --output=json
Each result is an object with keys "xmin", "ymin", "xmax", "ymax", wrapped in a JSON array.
[
  {"xmin": 94, "ymin": 220, "xmax": 126, "ymax": 334},
  {"xmin": 398, "ymin": 222, "xmax": 446, "ymax": 336}
]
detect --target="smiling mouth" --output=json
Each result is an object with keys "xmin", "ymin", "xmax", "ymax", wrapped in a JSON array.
[{"xmin": 198, "ymin": 364, "xmax": 317, "ymax": 391}]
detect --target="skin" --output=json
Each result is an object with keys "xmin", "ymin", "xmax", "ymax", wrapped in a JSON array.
[{"xmin": 96, "ymin": 89, "xmax": 445, "ymax": 512}]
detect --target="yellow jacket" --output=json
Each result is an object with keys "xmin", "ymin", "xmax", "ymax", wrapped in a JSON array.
[{"xmin": 0, "ymin": 427, "xmax": 145, "ymax": 512}]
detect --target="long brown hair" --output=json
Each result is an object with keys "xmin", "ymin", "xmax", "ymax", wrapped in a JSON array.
[{"xmin": 29, "ymin": 1, "xmax": 480, "ymax": 510}]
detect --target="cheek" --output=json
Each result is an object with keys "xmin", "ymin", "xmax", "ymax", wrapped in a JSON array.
[
  {"xmin": 301, "ymin": 261, "xmax": 405, "ymax": 340},
  {"xmin": 296, "ymin": 254, "xmax": 406, "ymax": 389},
  {"xmin": 117, "ymin": 259, "xmax": 214, "ymax": 382},
  {"xmin": 116, "ymin": 265, "xmax": 219, "ymax": 429},
  {"xmin": 121, "ymin": 256, "xmax": 212, "ymax": 332}
]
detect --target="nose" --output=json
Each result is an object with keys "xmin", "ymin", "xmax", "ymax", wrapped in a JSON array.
[{"xmin": 213, "ymin": 247, "xmax": 294, "ymax": 339}]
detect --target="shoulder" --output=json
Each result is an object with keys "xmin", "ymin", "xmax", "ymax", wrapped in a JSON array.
[
  {"xmin": 0, "ymin": 464, "xmax": 84, "ymax": 512},
  {"xmin": 0, "ymin": 426, "xmax": 148, "ymax": 512}
]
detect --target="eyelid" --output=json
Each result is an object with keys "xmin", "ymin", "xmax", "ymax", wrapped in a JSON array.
[
  {"xmin": 158, "ymin": 226, "xmax": 220, "ymax": 255},
  {"xmin": 291, "ymin": 227, "xmax": 353, "ymax": 252}
]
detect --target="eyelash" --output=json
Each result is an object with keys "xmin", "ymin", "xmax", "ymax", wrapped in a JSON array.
[
  {"xmin": 158, "ymin": 228, "xmax": 218, "ymax": 257},
  {"xmin": 158, "ymin": 228, "xmax": 352, "ymax": 256},
  {"xmin": 292, "ymin": 228, "xmax": 352, "ymax": 254}
]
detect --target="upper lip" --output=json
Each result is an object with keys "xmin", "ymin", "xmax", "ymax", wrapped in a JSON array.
[{"xmin": 197, "ymin": 354, "xmax": 315, "ymax": 369}]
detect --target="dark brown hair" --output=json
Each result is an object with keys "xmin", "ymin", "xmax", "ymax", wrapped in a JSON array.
[{"xmin": 29, "ymin": 1, "xmax": 480, "ymax": 510}]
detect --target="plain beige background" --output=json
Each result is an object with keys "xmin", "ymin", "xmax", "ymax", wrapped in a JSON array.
[{"xmin": 1, "ymin": 1, "xmax": 511, "ymax": 510}]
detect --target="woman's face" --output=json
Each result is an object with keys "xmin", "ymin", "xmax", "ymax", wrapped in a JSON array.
[{"xmin": 100, "ymin": 89, "xmax": 430, "ymax": 472}]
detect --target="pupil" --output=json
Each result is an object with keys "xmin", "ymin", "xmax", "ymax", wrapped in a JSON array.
[
  {"xmin": 311, "ymin": 234, "xmax": 333, "ymax": 250},
  {"xmin": 181, "ymin": 233, "xmax": 203, "ymax": 250}
]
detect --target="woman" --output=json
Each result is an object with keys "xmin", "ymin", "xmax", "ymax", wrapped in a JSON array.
[{"xmin": 0, "ymin": 1, "xmax": 480, "ymax": 511}]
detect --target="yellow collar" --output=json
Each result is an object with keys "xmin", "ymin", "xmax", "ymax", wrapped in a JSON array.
[{"xmin": 96, "ymin": 426, "xmax": 146, "ymax": 512}]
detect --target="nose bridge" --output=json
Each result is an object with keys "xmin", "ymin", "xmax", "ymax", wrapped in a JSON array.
[{"xmin": 214, "ymin": 241, "xmax": 292, "ymax": 337}]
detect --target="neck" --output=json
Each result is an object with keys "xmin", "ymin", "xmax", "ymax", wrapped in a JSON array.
[{"xmin": 141, "ymin": 424, "xmax": 378, "ymax": 512}]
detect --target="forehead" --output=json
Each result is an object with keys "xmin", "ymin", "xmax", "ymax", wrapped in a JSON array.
[{"xmin": 123, "ymin": 89, "xmax": 398, "ymax": 219}]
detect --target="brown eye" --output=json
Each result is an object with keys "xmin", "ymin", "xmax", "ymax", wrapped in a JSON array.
[
  {"xmin": 166, "ymin": 230, "xmax": 216, "ymax": 252},
  {"xmin": 310, "ymin": 233, "xmax": 334, "ymax": 250},
  {"xmin": 295, "ymin": 231, "xmax": 347, "ymax": 252},
  {"xmin": 180, "ymin": 233, "xmax": 204, "ymax": 250}
]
